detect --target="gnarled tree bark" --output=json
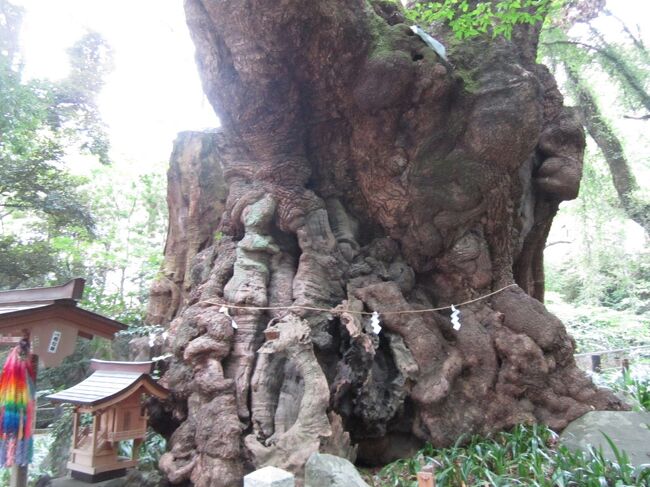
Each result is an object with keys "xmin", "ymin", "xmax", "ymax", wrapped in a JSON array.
[
  {"xmin": 148, "ymin": 130, "xmax": 228, "ymax": 326},
  {"xmin": 154, "ymin": 2, "xmax": 625, "ymax": 485}
]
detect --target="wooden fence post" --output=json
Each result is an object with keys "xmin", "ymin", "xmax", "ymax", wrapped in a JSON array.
[
  {"xmin": 417, "ymin": 464, "xmax": 435, "ymax": 487},
  {"xmin": 591, "ymin": 354, "xmax": 601, "ymax": 373},
  {"xmin": 622, "ymin": 358, "xmax": 630, "ymax": 374}
]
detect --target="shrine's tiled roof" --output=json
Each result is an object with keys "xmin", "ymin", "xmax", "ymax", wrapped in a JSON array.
[{"xmin": 47, "ymin": 360, "xmax": 167, "ymax": 408}]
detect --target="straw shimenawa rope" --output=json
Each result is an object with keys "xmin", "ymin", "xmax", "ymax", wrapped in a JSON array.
[{"xmin": 204, "ymin": 283, "xmax": 518, "ymax": 316}]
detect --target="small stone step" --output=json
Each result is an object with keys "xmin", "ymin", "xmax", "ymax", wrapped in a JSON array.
[
  {"xmin": 305, "ymin": 453, "xmax": 369, "ymax": 487},
  {"xmin": 50, "ymin": 476, "xmax": 125, "ymax": 487},
  {"xmin": 244, "ymin": 466, "xmax": 295, "ymax": 487}
]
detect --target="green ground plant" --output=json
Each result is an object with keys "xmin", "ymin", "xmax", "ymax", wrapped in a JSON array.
[
  {"xmin": 616, "ymin": 371, "xmax": 650, "ymax": 412},
  {"xmin": 364, "ymin": 423, "xmax": 650, "ymax": 486},
  {"xmin": 137, "ymin": 430, "xmax": 167, "ymax": 471},
  {"xmin": 405, "ymin": 0, "xmax": 558, "ymax": 40},
  {"xmin": 366, "ymin": 365, "xmax": 650, "ymax": 486}
]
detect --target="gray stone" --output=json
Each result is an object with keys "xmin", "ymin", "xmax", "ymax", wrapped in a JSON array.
[
  {"xmin": 123, "ymin": 469, "xmax": 169, "ymax": 487},
  {"xmin": 51, "ymin": 470, "xmax": 170, "ymax": 487},
  {"xmin": 244, "ymin": 466, "xmax": 295, "ymax": 487},
  {"xmin": 103, "ymin": 479, "xmax": 126, "ymax": 487},
  {"xmin": 560, "ymin": 411, "xmax": 650, "ymax": 471},
  {"xmin": 34, "ymin": 475, "xmax": 52, "ymax": 487},
  {"xmin": 51, "ymin": 477, "xmax": 125, "ymax": 487},
  {"xmin": 305, "ymin": 453, "xmax": 369, "ymax": 487}
]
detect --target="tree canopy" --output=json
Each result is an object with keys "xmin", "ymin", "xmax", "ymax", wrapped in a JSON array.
[
  {"xmin": 0, "ymin": 1, "xmax": 166, "ymax": 331},
  {"xmin": 0, "ymin": 16, "xmax": 114, "ymax": 288}
]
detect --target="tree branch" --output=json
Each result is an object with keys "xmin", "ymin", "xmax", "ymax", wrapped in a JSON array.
[
  {"xmin": 545, "ymin": 39, "xmax": 650, "ymax": 113},
  {"xmin": 623, "ymin": 113, "xmax": 650, "ymax": 120},
  {"xmin": 564, "ymin": 63, "xmax": 650, "ymax": 237},
  {"xmin": 602, "ymin": 10, "xmax": 647, "ymax": 59},
  {"xmin": 544, "ymin": 240, "xmax": 572, "ymax": 248}
]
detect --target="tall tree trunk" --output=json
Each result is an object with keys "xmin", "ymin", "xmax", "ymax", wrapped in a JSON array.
[
  {"xmin": 153, "ymin": 2, "xmax": 624, "ymax": 485},
  {"xmin": 565, "ymin": 65, "xmax": 650, "ymax": 236},
  {"xmin": 147, "ymin": 131, "xmax": 228, "ymax": 325}
]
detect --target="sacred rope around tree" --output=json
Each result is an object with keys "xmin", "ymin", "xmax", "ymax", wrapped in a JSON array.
[{"xmin": 203, "ymin": 283, "xmax": 518, "ymax": 316}]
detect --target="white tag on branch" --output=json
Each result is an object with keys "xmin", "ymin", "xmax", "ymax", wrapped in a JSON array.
[
  {"xmin": 450, "ymin": 304, "xmax": 461, "ymax": 331},
  {"xmin": 410, "ymin": 25, "xmax": 448, "ymax": 61},
  {"xmin": 370, "ymin": 311, "xmax": 382, "ymax": 334},
  {"xmin": 148, "ymin": 333, "xmax": 156, "ymax": 348},
  {"xmin": 219, "ymin": 305, "xmax": 238, "ymax": 329}
]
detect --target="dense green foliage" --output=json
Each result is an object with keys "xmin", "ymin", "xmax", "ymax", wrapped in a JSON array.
[
  {"xmin": 542, "ymin": 3, "xmax": 650, "ymax": 320},
  {"xmin": 541, "ymin": 5, "xmax": 650, "ymax": 237},
  {"xmin": 406, "ymin": 0, "xmax": 558, "ymax": 39},
  {"xmin": 0, "ymin": 1, "xmax": 166, "ymax": 327},
  {"xmin": 137, "ymin": 430, "xmax": 168, "ymax": 471},
  {"xmin": 0, "ymin": 60, "xmax": 94, "ymax": 229},
  {"xmin": 546, "ymin": 297, "xmax": 650, "ymax": 353},
  {"xmin": 44, "ymin": 405, "xmax": 74, "ymax": 478},
  {"xmin": 70, "ymin": 166, "xmax": 167, "ymax": 326},
  {"xmin": 364, "ymin": 370, "xmax": 650, "ymax": 486},
  {"xmin": 0, "ymin": 25, "xmax": 110, "ymax": 288},
  {"xmin": 545, "ymin": 155, "xmax": 650, "ymax": 314},
  {"xmin": 365, "ymin": 423, "xmax": 649, "ymax": 486}
]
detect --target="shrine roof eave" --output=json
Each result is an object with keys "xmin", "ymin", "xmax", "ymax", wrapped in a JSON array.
[
  {"xmin": 0, "ymin": 301, "xmax": 126, "ymax": 340},
  {"xmin": 47, "ymin": 371, "xmax": 168, "ymax": 410},
  {"xmin": 0, "ymin": 278, "xmax": 85, "ymax": 305}
]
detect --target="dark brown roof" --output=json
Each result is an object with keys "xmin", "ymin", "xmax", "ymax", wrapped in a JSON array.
[
  {"xmin": 0, "ymin": 278, "xmax": 85, "ymax": 305},
  {"xmin": 0, "ymin": 301, "xmax": 125, "ymax": 339},
  {"xmin": 0, "ymin": 303, "xmax": 49, "ymax": 315},
  {"xmin": 47, "ymin": 363, "xmax": 168, "ymax": 408},
  {"xmin": 0, "ymin": 279, "xmax": 125, "ymax": 340}
]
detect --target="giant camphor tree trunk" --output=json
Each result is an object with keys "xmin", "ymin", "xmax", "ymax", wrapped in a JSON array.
[{"xmin": 152, "ymin": 1, "xmax": 625, "ymax": 485}]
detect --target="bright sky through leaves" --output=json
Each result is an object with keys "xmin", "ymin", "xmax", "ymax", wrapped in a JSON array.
[
  {"xmin": 15, "ymin": 0, "xmax": 218, "ymax": 169},
  {"xmin": 12, "ymin": 0, "xmax": 648, "ymax": 179}
]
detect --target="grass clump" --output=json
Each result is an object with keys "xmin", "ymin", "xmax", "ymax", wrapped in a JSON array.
[
  {"xmin": 616, "ymin": 370, "xmax": 650, "ymax": 411},
  {"xmin": 363, "ymin": 424, "xmax": 650, "ymax": 486}
]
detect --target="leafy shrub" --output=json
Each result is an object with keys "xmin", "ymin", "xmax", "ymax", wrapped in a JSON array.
[
  {"xmin": 363, "ymin": 424, "xmax": 650, "ymax": 486},
  {"xmin": 618, "ymin": 370, "xmax": 650, "ymax": 411},
  {"xmin": 138, "ymin": 430, "xmax": 167, "ymax": 471},
  {"xmin": 44, "ymin": 405, "xmax": 74, "ymax": 477}
]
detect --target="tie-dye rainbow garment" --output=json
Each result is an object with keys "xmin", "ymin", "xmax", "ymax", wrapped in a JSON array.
[{"xmin": 0, "ymin": 347, "xmax": 35, "ymax": 467}]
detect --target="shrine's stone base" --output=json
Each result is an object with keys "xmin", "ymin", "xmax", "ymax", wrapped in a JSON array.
[{"xmin": 52, "ymin": 471, "xmax": 125, "ymax": 487}]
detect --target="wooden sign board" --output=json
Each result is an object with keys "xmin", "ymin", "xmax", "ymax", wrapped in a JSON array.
[
  {"xmin": 30, "ymin": 320, "xmax": 78, "ymax": 368},
  {"xmin": 0, "ymin": 321, "xmax": 77, "ymax": 367},
  {"xmin": 0, "ymin": 319, "xmax": 78, "ymax": 367}
]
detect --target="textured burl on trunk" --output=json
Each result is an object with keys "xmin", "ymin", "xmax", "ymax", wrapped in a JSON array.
[{"xmin": 156, "ymin": 1, "xmax": 625, "ymax": 485}]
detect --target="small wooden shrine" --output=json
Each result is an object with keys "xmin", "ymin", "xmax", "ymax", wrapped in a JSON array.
[
  {"xmin": 0, "ymin": 279, "xmax": 127, "ymax": 487},
  {"xmin": 47, "ymin": 359, "xmax": 168, "ymax": 482},
  {"xmin": 0, "ymin": 279, "xmax": 125, "ymax": 367}
]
